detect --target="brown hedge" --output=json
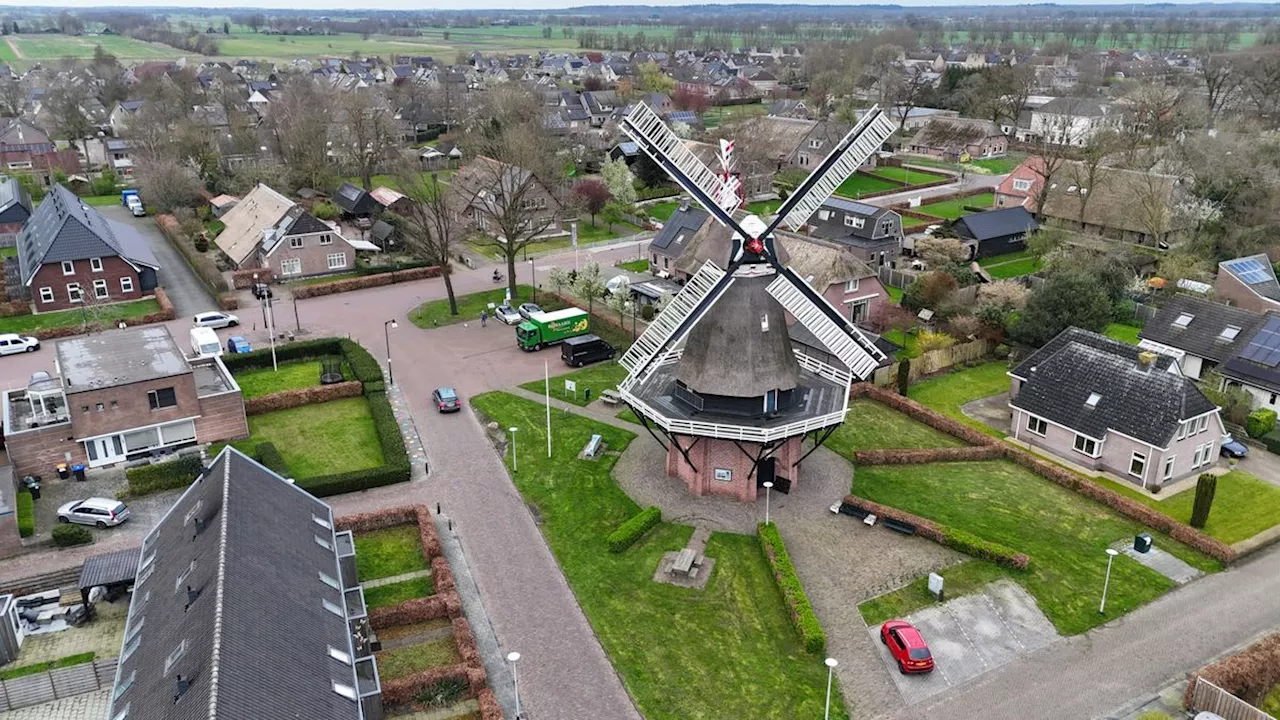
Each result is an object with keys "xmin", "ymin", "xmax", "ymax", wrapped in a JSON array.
[
  {"xmin": 244, "ymin": 380, "xmax": 362, "ymax": 415},
  {"xmin": 380, "ymin": 664, "xmax": 476, "ymax": 708},
  {"xmin": 233, "ymin": 267, "xmax": 274, "ymax": 289},
  {"xmin": 335, "ymin": 504, "xmax": 443, "ymax": 559},
  {"xmin": 369, "ymin": 595, "xmax": 449, "ymax": 629},
  {"xmin": 293, "ymin": 266, "xmax": 441, "ymax": 299},
  {"xmin": 0, "ymin": 300, "xmax": 30, "ymax": 317},
  {"xmin": 852, "ymin": 383, "xmax": 999, "ymax": 447},
  {"xmin": 219, "ymin": 294, "xmax": 239, "ymax": 310},
  {"xmin": 855, "ymin": 446, "xmax": 1005, "ymax": 464},
  {"xmin": 843, "ymin": 494, "xmax": 1030, "ymax": 570},
  {"xmin": 475, "ymin": 688, "xmax": 503, "ymax": 720},
  {"xmin": 432, "ymin": 555, "xmax": 457, "ymax": 595},
  {"xmin": 452, "ymin": 616, "xmax": 481, "ymax": 669},
  {"xmin": 1185, "ymin": 632, "xmax": 1280, "ymax": 708}
]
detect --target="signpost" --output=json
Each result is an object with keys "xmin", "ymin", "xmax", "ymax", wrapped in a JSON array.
[
  {"xmin": 928, "ymin": 572, "xmax": 945, "ymax": 602},
  {"xmin": 564, "ymin": 379, "xmax": 577, "ymax": 401}
]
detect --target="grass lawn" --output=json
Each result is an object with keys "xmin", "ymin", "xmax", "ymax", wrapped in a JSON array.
[
  {"xmin": 859, "ymin": 561, "xmax": 1007, "ymax": 625},
  {"xmin": 79, "ymin": 195, "xmax": 119, "ymax": 206},
  {"xmin": 354, "ymin": 525, "xmax": 429, "ymax": 582},
  {"xmin": 702, "ymin": 102, "xmax": 768, "ymax": 129},
  {"xmin": 1093, "ymin": 470, "xmax": 1280, "ymax": 545},
  {"xmin": 828, "ymin": 399, "xmax": 965, "ymax": 454},
  {"xmin": 575, "ymin": 220, "xmax": 642, "ymax": 244},
  {"xmin": 616, "ymin": 407, "xmax": 640, "ymax": 424},
  {"xmin": 882, "ymin": 328, "xmax": 920, "ymax": 359},
  {"xmin": 886, "ymin": 285, "xmax": 904, "ymax": 304},
  {"xmin": 470, "ymin": 392, "xmax": 850, "ymax": 719},
  {"xmin": 978, "ymin": 250, "xmax": 1033, "ymax": 267},
  {"xmin": 0, "ymin": 298, "xmax": 160, "ymax": 335},
  {"xmin": 0, "ymin": 652, "xmax": 95, "ymax": 681},
  {"xmin": 747, "ymin": 198, "xmax": 782, "ymax": 216},
  {"xmin": 410, "ymin": 284, "xmax": 536, "ymax": 328},
  {"xmin": 968, "ymin": 155, "xmax": 1026, "ymax": 174},
  {"xmin": 834, "ymin": 173, "xmax": 902, "ymax": 199},
  {"xmin": 986, "ymin": 257, "xmax": 1043, "ymax": 279},
  {"xmin": 0, "ymin": 246, "xmax": 15, "ymax": 258},
  {"xmin": 616, "ymin": 258, "xmax": 649, "ymax": 273},
  {"xmin": 226, "ymin": 398, "xmax": 384, "ymax": 479},
  {"xmin": 907, "ymin": 362, "xmax": 1011, "ymax": 437},
  {"xmin": 1264, "ymin": 685, "xmax": 1280, "ymax": 716},
  {"xmin": 1103, "ymin": 323, "xmax": 1142, "ymax": 345},
  {"xmin": 852, "ymin": 460, "xmax": 1219, "ymax": 635},
  {"xmin": 647, "ymin": 200, "xmax": 679, "ymax": 222},
  {"xmin": 917, "ymin": 193, "xmax": 996, "ymax": 220},
  {"xmin": 870, "ymin": 166, "xmax": 945, "ymax": 186},
  {"xmin": 522, "ymin": 360, "xmax": 629, "ymax": 407},
  {"xmin": 363, "ymin": 576, "xmax": 435, "ymax": 609},
  {"xmin": 231, "ymin": 360, "xmax": 333, "ymax": 399},
  {"xmin": 375, "ymin": 637, "xmax": 460, "ymax": 681}
]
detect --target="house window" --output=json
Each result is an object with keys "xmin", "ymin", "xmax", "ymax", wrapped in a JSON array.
[
  {"xmin": 39, "ymin": 286, "xmax": 53, "ymax": 304},
  {"xmin": 326, "ymin": 253, "xmax": 347, "ymax": 270},
  {"xmin": 319, "ymin": 234, "xmax": 333, "ymax": 245},
  {"xmin": 67, "ymin": 283, "xmax": 82, "ymax": 303},
  {"xmin": 844, "ymin": 278, "xmax": 860, "ymax": 293},
  {"xmin": 90, "ymin": 257, "xmax": 103, "ymax": 272},
  {"xmin": 93, "ymin": 279, "xmax": 109, "ymax": 299},
  {"xmin": 809, "ymin": 138, "xmax": 822, "ymax": 148},
  {"xmin": 1162, "ymin": 455, "xmax": 1175, "ymax": 480},
  {"xmin": 651, "ymin": 254, "xmax": 657, "ymax": 264},
  {"xmin": 797, "ymin": 153, "xmax": 809, "ymax": 166},
  {"xmin": 1195, "ymin": 415, "xmax": 1208, "ymax": 434},
  {"xmin": 1026, "ymin": 416, "xmax": 1047, "ymax": 436},
  {"xmin": 1129, "ymin": 452, "xmax": 1146, "ymax": 478},
  {"xmin": 1073, "ymin": 434, "xmax": 1099, "ymax": 457},
  {"xmin": 844, "ymin": 215, "xmax": 865, "ymax": 229},
  {"xmin": 61, "ymin": 260, "xmax": 75, "ymax": 275},
  {"xmin": 280, "ymin": 259, "xmax": 302, "ymax": 276},
  {"xmin": 147, "ymin": 387, "xmax": 177, "ymax": 410},
  {"xmin": 1177, "ymin": 422, "xmax": 1188, "ymax": 440},
  {"xmin": 121, "ymin": 277, "xmax": 134, "ymax": 293},
  {"xmin": 289, "ymin": 236, "xmax": 304, "ymax": 249},
  {"xmin": 879, "ymin": 219, "xmax": 895, "ymax": 235}
]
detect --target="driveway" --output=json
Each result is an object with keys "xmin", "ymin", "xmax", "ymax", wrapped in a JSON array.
[
  {"xmin": 960, "ymin": 392, "xmax": 1011, "ymax": 434},
  {"xmin": 29, "ymin": 463, "xmax": 176, "ymax": 547},
  {"xmin": 865, "ymin": 172, "xmax": 1008, "ymax": 209},
  {"xmin": 96, "ymin": 204, "xmax": 217, "ymax": 317},
  {"xmin": 1234, "ymin": 445, "xmax": 1280, "ymax": 487}
]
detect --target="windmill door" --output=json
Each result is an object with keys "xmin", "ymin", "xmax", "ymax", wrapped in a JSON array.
[{"xmin": 757, "ymin": 458, "xmax": 791, "ymax": 494}]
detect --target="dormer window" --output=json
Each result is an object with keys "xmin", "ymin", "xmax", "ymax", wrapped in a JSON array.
[
  {"xmin": 1219, "ymin": 325, "xmax": 1241, "ymax": 342},
  {"xmin": 1085, "ymin": 392, "xmax": 1101, "ymax": 408},
  {"xmin": 1173, "ymin": 313, "xmax": 1194, "ymax": 328},
  {"xmin": 809, "ymin": 138, "xmax": 822, "ymax": 148}
]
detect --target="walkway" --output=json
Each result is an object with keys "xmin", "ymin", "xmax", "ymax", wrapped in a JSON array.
[{"xmin": 863, "ymin": 172, "xmax": 1007, "ymax": 209}]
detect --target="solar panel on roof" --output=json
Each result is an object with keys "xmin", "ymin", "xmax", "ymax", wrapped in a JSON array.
[
  {"xmin": 1240, "ymin": 317, "xmax": 1280, "ymax": 368},
  {"xmin": 1224, "ymin": 257, "xmax": 1273, "ymax": 285}
]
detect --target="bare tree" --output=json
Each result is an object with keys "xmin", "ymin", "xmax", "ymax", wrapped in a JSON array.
[
  {"xmin": 268, "ymin": 77, "xmax": 335, "ymax": 191},
  {"xmin": 335, "ymin": 90, "xmax": 400, "ymax": 191},
  {"xmin": 1066, "ymin": 129, "xmax": 1119, "ymax": 227},
  {"xmin": 44, "ymin": 87, "xmax": 93, "ymax": 147},
  {"xmin": 396, "ymin": 170, "xmax": 464, "ymax": 316},
  {"xmin": 889, "ymin": 65, "xmax": 931, "ymax": 134},
  {"xmin": 1237, "ymin": 49, "xmax": 1280, "ymax": 129},
  {"xmin": 0, "ymin": 77, "xmax": 21, "ymax": 117},
  {"xmin": 1196, "ymin": 51, "xmax": 1239, "ymax": 123}
]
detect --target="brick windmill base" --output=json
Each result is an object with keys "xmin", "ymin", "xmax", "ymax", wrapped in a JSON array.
[{"xmin": 666, "ymin": 436, "xmax": 802, "ymax": 502}]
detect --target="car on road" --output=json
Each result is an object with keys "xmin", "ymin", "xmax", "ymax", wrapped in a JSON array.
[
  {"xmin": 1221, "ymin": 434, "xmax": 1249, "ymax": 459},
  {"xmin": 193, "ymin": 311, "xmax": 239, "ymax": 329},
  {"xmin": 57, "ymin": 498, "xmax": 131, "ymax": 528},
  {"xmin": 0, "ymin": 333, "xmax": 39, "ymax": 355},
  {"xmin": 518, "ymin": 303, "xmax": 543, "ymax": 321},
  {"xmin": 606, "ymin": 275, "xmax": 631, "ymax": 295},
  {"xmin": 881, "ymin": 620, "xmax": 934, "ymax": 674},
  {"xmin": 494, "ymin": 304, "xmax": 522, "ymax": 325},
  {"xmin": 226, "ymin": 336, "xmax": 252, "ymax": 354},
  {"xmin": 252, "ymin": 283, "xmax": 273, "ymax": 300},
  {"xmin": 432, "ymin": 387, "xmax": 461, "ymax": 413}
]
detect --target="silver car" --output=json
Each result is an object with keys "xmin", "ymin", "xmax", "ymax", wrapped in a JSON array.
[
  {"xmin": 57, "ymin": 498, "xmax": 131, "ymax": 528},
  {"xmin": 193, "ymin": 312, "xmax": 239, "ymax": 329}
]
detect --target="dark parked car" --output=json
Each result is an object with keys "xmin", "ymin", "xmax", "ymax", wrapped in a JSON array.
[
  {"xmin": 252, "ymin": 283, "xmax": 273, "ymax": 300},
  {"xmin": 561, "ymin": 334, "xmax": 616, "ymax": 367},
  {"xmin": 432, "ymin": 387, "xmax": 461, "ymax": 413},
  {"xmin": 1220, "ymin": 434, "xmax": 1249, "ymax": 458},
  {"xmin": 881, "ymin": 620, "xmax": 934, "ymax": 674}
]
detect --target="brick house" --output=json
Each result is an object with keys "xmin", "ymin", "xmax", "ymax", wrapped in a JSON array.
[
  {"xmin": 215, "ymin": 184, "xmax": 371, "ymax": 279},
  {"xmin": 452, "ymin": 156, "xmax": 563, "ymax": 240},
  {"xmin": 2, "ymin": 326, "xmax": 247, "ymax": 478},
  {"xmin": 16, "ymin": 184, "xmax": 159, "ymax": 312},
  {"xmin": 0, "ymin": 119, "xmax": 81, "ymax": 184},
  {"xmin": 1008, "ymin": 327, "xmax": 1224, "ymax": 488},
  {"xmin": 1214, "ymin": 254, "xmax": 1280, "ymax": 314},
  {"xmin": 907, "ymin": 117, "xmax": 1007, "ymax": 162}
]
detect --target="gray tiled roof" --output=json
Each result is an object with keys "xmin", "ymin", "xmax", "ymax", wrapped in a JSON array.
[
  {"xmin": 0, "ymin": 176, "xmax": 31, "ymax": 224},
  {"xmin": 108, "ymin": 448, "xmax": 363, "ymax": 720},
  {"xmin": 286, "ymin": 211, "xmax": 333, "ymax": 236},
  {"xmin": 952, "ymin": 207, "xmax": 1038, "ymax": 242},
  {"xmin": 1139, "ymin": 295, "xmax": 1265, "ymax": 363},
  {"xmin": 17, "ymin": 185, "xmax": 158, "ymax": 286},
  {"xmin": 79, "ymin": 547, "xmax": 141, "ymax": 590},
  {"xmin": 1011, "ymin": 327, "xmax": 1215, "ymax": 447}
]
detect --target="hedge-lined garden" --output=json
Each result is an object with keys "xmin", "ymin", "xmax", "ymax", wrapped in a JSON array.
[
  {"xmin": 125, "ymin": 454, "xmax": 204, "ymax": 496},
  {"xmin": 758, "ymin": 522, "xmax": 826, "ymax": 654}
]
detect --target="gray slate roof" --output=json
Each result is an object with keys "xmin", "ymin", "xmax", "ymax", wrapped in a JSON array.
[
  {"xmin": 1011, "ymin": 327, "xmax": 1216, "ymax": 447},
  {"xmin": 1220, "ymin": 316, "xmax": 1280, "ymax": 393},
  {"xmin": 806, "ymin": 197, "xmax": 900, "ymax": 243},
  {"xmin": 952, "ymin": 207, "xmax": 1038, "ymax": 242},
  {"xmin": 79, "ymin": 547, "xmax": 141, "ymax": 590},
  {"xmin": 108, "ymin": 447, "xmax": 363, "ymax": 720},
  {"xmin": 17, "ymin": 184, "xmax": 159, "ymax": 286},
  {"xmin": 1139, "ymin": 294, "xmax": 1265, "ymax": 363},
  {"xmin": 650, "ymin": 205, "xmax": 708, "ymax": 258},
  {"xmin": 1219, "ymin": 254, "xmax": 1280, "ymax": 302},
  {"xmin": 0, "ymin": 176, "xmax": 32, "ymax": 225}
]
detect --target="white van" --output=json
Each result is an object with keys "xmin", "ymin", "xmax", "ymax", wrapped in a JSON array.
[{"xmin": 189, "ymin": 327, "xmax": 222, "ymax": 358}]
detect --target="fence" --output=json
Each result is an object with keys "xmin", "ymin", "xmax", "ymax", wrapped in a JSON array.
[
  {"xmin": 0, "ymin": 657, "xmax": 118, "ymax": 711},
  {"xmin": 1187, "ymin": 678, "xmax": 1277, "ymax": 720},
  {"xmin": 871, "ymin": 339, "xmax": 991, "ymax": 387},
  {"xmin": 878, "ymin": 265, "xmax": 920, "ymax": 289}
]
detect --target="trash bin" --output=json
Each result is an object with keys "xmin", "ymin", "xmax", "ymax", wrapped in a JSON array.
[
  {"xmin": 21, "ymin": 476, "xmax": 39, "ymax": 500},
  {"xmin": 1134, "ymin": 533, "xmax": 1153, "ymax": 554},
  {"xmin": 56, "ymin": 463, "xmax": 69, "ymax": 480},
  {"xmin": 72, "ymin": 464, "xmax": 86, "ymax": 482}
]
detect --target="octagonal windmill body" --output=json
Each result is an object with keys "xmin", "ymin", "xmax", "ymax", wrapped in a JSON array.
[{"xmin": 618, "ymin": 103, "xmax": 896, "ymax": 501}]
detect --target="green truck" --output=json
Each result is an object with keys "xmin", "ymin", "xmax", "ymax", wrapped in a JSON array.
[{"xmin": 517, "ymin": 308, "xmax": 591, "ymax": 351}]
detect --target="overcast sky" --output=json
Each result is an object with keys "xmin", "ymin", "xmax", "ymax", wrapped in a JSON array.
[{"xmin": 0, "ymin": 0, "xmax": 1250, "ymax": 9}]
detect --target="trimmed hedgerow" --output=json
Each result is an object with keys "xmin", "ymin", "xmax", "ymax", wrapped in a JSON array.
[
  {"xmin": 52, "ymin": 524, "xmax": 93, "ymax": 547},
  {"xmin": 757, "ymin": 521, "xmax": 826, "ymax": 654},
  {"xmin": 16, "ymin": 490, "xmax": 33, "ymax": 538},
  {"xmin": 854, "ymin": 446, "xmax": 1004, "ymax": 465},
  {"xmin": 291, "ymin": 391, "xmax": 412, "ymax": 497},
  {"xmin": 125, "ymin": 454, "xmax": 205, "ymax": 496},
  {"xmin": 254, "ymin": 442, "xmax": 290, "ymax": 477},
  {"xmin": 1185, "ymin": 632, "xmax": 1280, "ymax": 708},
  {"xmin": 244, "ymin": 381, "xmax": 362, "ymax": 415},
  {"xmin": 223, "ymin": 338, "xmax": 384, "ymax": 390},
  {"xmin": 292, "ymin": 265, "xmax": 441, "ymax": 299},
  {"xmin": 843, "ymin": 495, "xmax": 1030, "ymax": 571},
  {"xmin": 606, "ymin": 506, "xmax": 661, "ymax": 553}
]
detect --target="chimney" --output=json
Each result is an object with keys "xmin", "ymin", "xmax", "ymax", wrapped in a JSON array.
[
  {"xmin": 1137, "ymin": 351, "xmax": 1157, "ymax": 370},
  {"xmin": 174, "ymin": 674, "xmax": 191, "ymax": 704}
]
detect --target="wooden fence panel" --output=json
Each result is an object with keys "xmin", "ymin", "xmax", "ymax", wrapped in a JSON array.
[
  {"xmin": 49, "ymin": 663, "xmax": 98, "ymax": 698},
  {"xmin": 95, "ymin": 657, "xmax": 119, "ymax": 687},
  {"xmin": 2, "ymin": 672, "xmax": 55, "ymax": 709},
  {"xmin": 0, "ymin": 657, "xmax": 117, "ymax": 711},
  {"xmin": 871, "ymin": 339, "xmax": 992, "ymax": 386},
  {"xmin": 1188, "ymin": 679, "xmax": 1276, "ymax": 720}
]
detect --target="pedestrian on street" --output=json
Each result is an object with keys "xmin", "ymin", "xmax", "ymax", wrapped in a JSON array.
[{"xmin": 480, "ymin": 310, "xmax": 488, "ymax": 328}]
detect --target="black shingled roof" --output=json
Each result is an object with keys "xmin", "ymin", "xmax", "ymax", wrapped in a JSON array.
[
  {"xmin": 333, "ymin": 182, "xmax": 377, "ymax": 216},
  {"xmin": 650, "ymin": 205, "xmax": 708, "ymax": 259},
  {"xmin": 1139, "ymin": 294, "xmax": 1265, "ymax": 363},
  {"xmin": 286, "ymin": 211, "xmax": 334, "ymax": 236},
  {"xmin": 952, "ymin": 206, "xmax": 1038, "ymax": 242}
]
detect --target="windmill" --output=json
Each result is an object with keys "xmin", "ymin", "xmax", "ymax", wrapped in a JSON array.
[{"xmin": 617, "ymin": 103, "xmax": 897, "ymax": 501}]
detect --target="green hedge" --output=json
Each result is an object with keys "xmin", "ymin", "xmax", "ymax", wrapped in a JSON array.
[
  {"xmin": 52, "ymin": 524, "xmax": 93, "ymax": 547},
  {"xmin": 940, "ymin": 527, "xmax": 1030, "ymax": 570},
  {"xmin": 125, "ymin": 454, "xmax": 205, "ymax": 496},
  {"xmin": 295, "ymin": 391, "xmax": 410, "ymax": 497},
  {"xmin": 1246, "ymin": 409, "xmax": 1278, "ymax": 439},
  {"xmin": 223, "ymin": 338, "xmax": 384, "ymax": 392},
  {"xmin": 1264, "ymin": 430, "xmax": 1280, "ymax": 455},
  {"xmin": 254, "ymin": 442, "xmax": 290, "ymax": 477},
  {"xmin": 16, "ymin": 490, "xmax": 33, "ymax": 538},
  {"xmin": 757, "ymin": 522, "xmax": 825, "ymax": 654},
  {"xmin": 605, "ymin": 506, "xmax": 661, "ymax": 552}
]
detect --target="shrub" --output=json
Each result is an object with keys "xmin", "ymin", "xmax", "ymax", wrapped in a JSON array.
[
  {"xmin": 1189, "ymin": 473, "xmax": 1217, "ymax": 529},
  {"xmin": 1185, "ymin": 632, "xmax": 1280, "ymax": 708},
  {"xmin": 414, "ymin": 676, "xmax": 468, "ymax": 708},
  {"xmin": 476, "ymin": 688, "xmax": 503, "ymax": 720},
  {"xmin": 16, "ymin": 490, "xmax": 33, "ymax": 538},
  {"xmin": 605, "ymin": 506, "xmax": 661, "ymax": 552},
  {"xmin": 291, "ymin": 266, "xmax": 441, "ymax": 299},
  {"xmin": 757, "ymin": 522, "xmax": 825, "ymax": 653},
  {"xmin": 641, "ymin": 304, "xmax": 655, "ymax": 321},
  {"xmin": 244, "ymin": 381, "xmax": 363, "ymax": 415},
  {"xmin": 939, "ymin": 527, "xmax": 1029, "ymax": 570},
  {"xmin": 380, "ymin": 665, "xmax": 474, "ymax": 708},
  {"xmin": 254, "ymin": 442, "xmax": 290, "ymax": 477},
  {"xmin": 917, "ymin": 329, "xmax": 956, "ymax": 353},
  {"xmin": 125, "ymin": 454, "xmax": 205, "ymax": 496},
  {"xmin": 897, "ymin": 358, "xmax": 910, "ymax": 395},
  {"xmin": 52, "ymin": 524, "xmax": 93, "ymax": 547},
  {"xmin": 312, "ymin": 201, "xmax": 339, "ymax": 220},
  {"xmin": 1246, "ymin": 408, "xmax": 1277, "ymax": 439},
  {"xmin": 1135, "ymin": 712, "xmax": 1174, "ymax": 720},
  {"xmin": 854, "ymin": 447, "xmax": 1005, "ymax": 464},
  {"xmin": 368, "ymin": 595, "xmax": 450, "ymax": 630},
  {"xmin": 1263, "ymin": 430, "xmax": 1280, "ymax": 455}
]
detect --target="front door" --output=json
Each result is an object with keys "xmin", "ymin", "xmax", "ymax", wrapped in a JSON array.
[{"xmin": 85, "ymin": 435, "xmax": 125, "ymax": 467}]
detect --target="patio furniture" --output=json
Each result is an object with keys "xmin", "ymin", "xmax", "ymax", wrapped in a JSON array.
[{"xmin": 671, "ymin": 548, "xmax": 696, "ymax": 575}]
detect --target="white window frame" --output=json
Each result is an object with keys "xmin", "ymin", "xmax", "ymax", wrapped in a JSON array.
[
  {"xmin": 67, "ymin": 283, "xmax": 82, "ymax": 303},
  {"xmin": 38, "ymin": 286, "xmax": 54, "ymax": 304},
  {"xmin": 90, "ymin": 257, "xmax": 103, "ymax": 272},
  {"xmin": 326, "ymin": 252, "xmax": 347, "ymax": 270},
  {"xmin": 1196, "ymin": 415, "xmax": 1208, "ymax": 434},
  {"xmin": 1073, "ymin": 433, "xmax": 1100, "ymax": 458},
  {"xmin": 318, "ymin": 233, "xmax": 333, "ymax": 245},
  {"xmin": 844, "ymin": 215, "xmax": 857, "ymax": 227},
  {"xmin": 1162, "ymin": 454, "xmax": 1175, "ymax": 480},
  {"xmin": 61, "ymin": 260, "xmax": 75, "ymax": 276},
  {"xmin": 120, "ymin": 276, "xmax": 134, "ymax": 293},
  {"xmin": 1026, "ymin": 416, "xmax": 1047, "ymax": 436},
  {"xmin": 809, "ymin": 138, "xmax": 822, "ymax": 148},
  {"xmin": 1177, "ymin": 421, "xmax": 1188, "ymax": 440},
  {"xmin": 1012, "ymin": 178, "xmax": 1032, "ymax": 192},
  {"xmin": 280, "ymin": 258, "xmax": 302, "ymax": 276},
  {"xmin": 1128, "ymin": 451, "xmax": 1146, "ymax": 478},
  {"xmin": 93, "ymin": 279, "xmax": 109, "ymax": 300},
  {"xmin": 844, "ymin": 278, "xmax": 859, "ymax": 293},
  {"xmin": 289, "ymin": 236, "xmax": 304, "ymax": 249}
]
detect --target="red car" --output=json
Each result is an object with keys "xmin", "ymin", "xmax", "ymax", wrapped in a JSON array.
[{"xmin": 880, "ymin": 620, "xmax": 934, "ymax": 674}]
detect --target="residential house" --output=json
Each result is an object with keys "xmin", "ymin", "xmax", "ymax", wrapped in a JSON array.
[
  {"xmin": 107, "ymin": 99, "xmax": 144, "ymax": 136},
  {"xmin": 17, "ymin": 185, "xmax": 159, "ymax": 312},
  {"xmin": 452, "ymin": 156, "xmax": 563, "ymax": 240},
  {"xmin": 648, "ymin": 204, "xmax": 708, "ymax": 277},
  {"xmin": 872, "ymin": 106, "xmax": 960, "ymax": 132},
  {"xmin": 0, "ymin": 176, "xmax": 32, "ymax": 239},
  {"xmin": 215, "ymin": 184, "xmax": 370, "ymax": 278},
  {"xmin": 768, "ymin": 99, "xmax": 812, "ymax": 120},
  {"xmin": 419, "ymin": 141, "xmax": 462, "ymax": 171},
  {"xmin": 1220, "ymin": 316, "xmax": 1280, "ymax": 411},
  {"xmin": 1028, "ymin": 97, "xmax": 1121, "ymax": 146},
  {"xmin": 906, "ymin": 117, "xmax": 1007, "ymax": 162},
  {"xmin": 104, "ymin": 138, "xmax": 134, "ymax": 177},
  {"xmin": 2, "ymin": 326, "xmax": 247, "ymax": 477},
  {"xmin": 1138, "ymin": 294, "xmax": 1265, "ymax": 382},
  {"xmin": 333, "ymin": 182, "xmax": 378, "ymax": 220},
  {"xmin": 0, "ymin": 119, "xmax": 80, "ymax": 183},
  {"xmin": 803, "ymin": 197, "xmax": 902, "ymax": 266},
  {"xmin": 581, "ymin": 91, "xmax": 619, "ymax": 127},
  {"xmin": 1214, "ymin": 254, "xmax": 1280, "ymax": 314},
  {"xmin": 106, "ymin": 446, "xmax": 383, "ymax": 720},
  {"xmin": 1009, "ymin": 327, "xmax": 1224, "ymax": 487},
  {"xmin": 951, "ymin": 206, "xmax": 1038, "ymax": 259}
]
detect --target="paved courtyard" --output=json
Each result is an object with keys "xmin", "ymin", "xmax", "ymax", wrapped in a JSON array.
[
  {"xmin": 7, "ymin": 599, "xmax": 128, "ymax": 667},
  {"xmin": 3, "ymin": 689, "xmax": 109, "ymax": 720}
]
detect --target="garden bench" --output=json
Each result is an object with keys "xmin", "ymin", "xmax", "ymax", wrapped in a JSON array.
[
  {"xmin": 839, "ymin": 502, "xmax": 870, "ymax": 520},
  {"xmin": 883, "ymin": 518, "xmax": 916, "ymax": 535}
]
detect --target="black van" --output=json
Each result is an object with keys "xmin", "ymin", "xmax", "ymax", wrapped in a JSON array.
[{"xmin": 561, "ymin": 334, "xmax": 616, "ymax": 367}]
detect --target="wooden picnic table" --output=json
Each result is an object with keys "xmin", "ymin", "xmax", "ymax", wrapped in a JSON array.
[{"xmin": 671, "ymin": 548, "xmax": 696, "ymax": 575}]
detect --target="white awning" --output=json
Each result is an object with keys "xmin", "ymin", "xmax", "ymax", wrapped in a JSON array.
[{"xmin": 347, "ymin": 238, "xmax": 380, "ymax": 251}]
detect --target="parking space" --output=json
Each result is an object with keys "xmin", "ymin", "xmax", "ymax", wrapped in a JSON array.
[
  {"xmin": 29, "ymin": 464, "xmax": 178, "ymax": 546},
  {"xmin": 868, "ymin": 579, "xmax": 1059, "ymax": 705}
]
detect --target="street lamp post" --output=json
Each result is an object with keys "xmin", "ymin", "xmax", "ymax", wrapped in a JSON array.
[
  {"xmin": 763, "ymin": 481, "xmax": 774, "ymax": 525},
  {"xmin": 253, "ymin": 273, "xmax": 266, "ymax": 327},
  {"xmin": 507, "ymin": 651, "xmax": 521, "ymax": 719},
  {"xmin": 509, "ymin": 427, "xmax": 519, "ymax": 473},
  {"xmin": 824, "ymin": 657, "xmax": 839, "ymax": 720},
  {"xmin": 383, "ymin": 319, "xmax": 398, "ymax": 385},
  {"xmin": 528, "ymin": 259, "xmax": 536, "ymax": 303},
  {"xmin": 1099, "ymin": 548, "xmax": 1120, "ymax": 614}
]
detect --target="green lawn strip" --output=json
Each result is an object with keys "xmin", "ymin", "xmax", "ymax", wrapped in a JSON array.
[
  {"xmin": 1091, "ymin": 470, "xmax": 1280, "ymax": 545},
  {"xmin": 470, "ymin": 392, "xmax": 849, "ymax": 719},
  {"xmin": 1263, "ymin": 684, "xmax": 1280, "ymax": 716},
  {"xmin": 852, "ymin": 460, "xmax": 1217, "ymax": 635},
  {"xmin": 222, "ymin": 398, "xmax": 384, "ymax": 478},
  {"xmin": 409, "ymin": 284, "xmax": 536, "ymax": 328},
  {"xmin": 834, "ymin": 173, "xmax": 902, "ymax": 198},
  {"xmin": 616, "ymin": 258, "xmax": 649, "ymax": 272},
  {"xmin": 0, "ymin": 652, "xmax": 96, "ymax": 680},
  {"xmin": 917, "ymin": 193, "xmax": 996, "ymax": 219},
  {"xmin": 906, "ymin": 361, "xmax": 1010, "ymax": 437},
  {"xmin": 616, "ymin": 407, "xmax": 640, "ymax": 424},
  {"xmin": 575, "ymin": 220, "xmax": 642, "ymax": 244},
  {"xmin": 986, "ymin": 257, "xmax": 1042, "ymax": 279},
  {"xmin": 882, "ymin": 328, "xmax": 920, "ymax": 359},
  {"xmin": 829, "ymin": 399, "xmax": 965, "ymax": 453},
  {"xmin": 747, "ymin": 199, "xmax": 782, "ymax": 216},
  {"xmin": 869, "ymin": 166, "xmax": 944, "ymax": 185},
  {"xmin": 522, "ymin": 361, "xmax": 629, "ymax": 407},
  {"xmin": 886, "ymin": 285, "xmax": 904, "ymax": 304},
  {"xmin": 859, "ymin": 561, "xmax": 1008, "ymax": 626},
  {"xmin": 79, "ymin": 195, "xmax": 119, "ymax": 206},
  {"xmin": 977, "ymin": 249, "xmax": 1033, "ymax": 267},
  {"xmin": 968, "ymin": 155, "xmax": 1025, "ymax": 174},
  {"xmin": 0, "ymin": 298, "xmax": 160, "ymax": 334},
  {"xmin": 231, "ymin": 360, "xmax": 330, "ymax": 399},
  {"xmin": 363, "ymin": 577, "xmax": 435, "ymax": 609},
  {"xmin": 647, "ymin": 200, "xmax": 679, "ymax": 221},
  {"xmin": 1103, "ymin": 323, "xmax": 1142, "ymax": 345},
  {"xmin": 0, "ymin": 246, "xmax": 15, "ymax": 258},
  {"xmin": 354, "ymin": 525, "xmax": 429, "ymax": 582},
  {"xmin": 375, "ymin": 637, "xmax": 460, "ymax": 681}
]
